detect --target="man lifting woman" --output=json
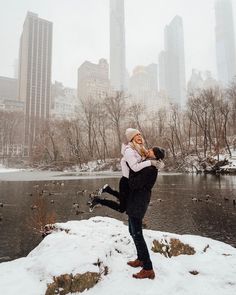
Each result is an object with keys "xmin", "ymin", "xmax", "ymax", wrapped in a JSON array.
[{"xmin": 88, "ymin": 128, "xmax": 165, "ymax": 279}]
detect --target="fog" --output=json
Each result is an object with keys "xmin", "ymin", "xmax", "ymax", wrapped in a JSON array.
[
  {"xmin": 0, "ymin": 0, "xmax": 236, "ymax": 87},
  {"xmin": 1, "ymin": 0, "xmax": 236, "ymax": 165}
]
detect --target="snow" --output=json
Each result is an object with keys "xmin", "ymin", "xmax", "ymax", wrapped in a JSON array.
[
  {"xmin": 0, "ymin": 217, "xmax": 235, "ymax": 295},
  {"xmin": 0, "ymin": 165, "xmax": 21, "ymax": 173},
  {"xmin": 0, "ymin": 170, "xmax": 122, "ymax": 181},
  {"xmin": 220, "ymin": 150, "xmax": 236, "ymax": 172},
  {"xmin": 0, "ymin": 170, "xmax": 174, "ymax": 181}
]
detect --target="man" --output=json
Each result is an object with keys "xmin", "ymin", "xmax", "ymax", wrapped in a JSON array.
[{"xmin": 126, "ymin": 148, "xmax": 164, "ymax": 280}]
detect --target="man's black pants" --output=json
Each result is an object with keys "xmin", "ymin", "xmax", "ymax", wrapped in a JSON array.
[{"xmin": 128, "ymin": 216, "xmax": 153, "ymax": 270}]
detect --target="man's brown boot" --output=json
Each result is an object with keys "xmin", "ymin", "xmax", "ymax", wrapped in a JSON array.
[
  {"xmin": 133, "ymin": 268, "xmax": 155, "ymax": 279},
  {"xmin": 127, "ymin": 259, "xmax": 143, "ymax": 268}
]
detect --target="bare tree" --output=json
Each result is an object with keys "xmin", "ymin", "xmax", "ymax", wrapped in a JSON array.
[
  {"xmin": 168, "ymin": 104, "xmax": 185, "ymax": 158},
  {"xmin": 96, "ymin": 102, "xmax": 110, "ymax": 161},
  {"xmin": 219, "ymin": 99, "xmax": 231, "ymax": 156},
  {"xmin": 33, "ymin": 120, "xmax": 61, "ymax": 163},
  {"xmin": 60, "ymin": 119, "xmax": 84, "ymax": 167},
  {"xmin": 127, "ymin": 102, "xmax": 149, "ymax": 145},
  {"xmin": 188, "ymin": 91, "xmax": 211, "ymax": 157},
  {"xmin": 104, "ymin": 91, "xmax": 126, "ymax": 150},
  {"xmin": 0, "ymin": 110, "xmax": 24, "ymax": 165},
  {"xmin": 79, "ymin": 96, "xmax": 98, "ymax": 159},
  {"xmin": 227, "ymin": 80, "xmax": 236, "ymax": 135}
]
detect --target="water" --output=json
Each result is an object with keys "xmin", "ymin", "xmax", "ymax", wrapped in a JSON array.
[{"xmin": 0, "ymin": 173, "xmax": 236, "ymax": 262}]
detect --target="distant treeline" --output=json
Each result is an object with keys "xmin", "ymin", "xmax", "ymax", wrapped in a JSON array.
[{"xmin": 1, "ymin": 82, "xmax": 236, "ymax": 169}]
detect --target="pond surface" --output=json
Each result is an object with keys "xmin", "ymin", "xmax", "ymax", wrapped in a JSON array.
[{"xmin": 0, "ymin": 172, "xmax": 236, "ymax": 262}]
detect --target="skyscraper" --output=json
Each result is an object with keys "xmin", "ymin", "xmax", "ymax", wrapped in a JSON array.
[
  {"xmin": 159, "ymin": 16, "xmax": 186, "ymax": 107},
  {"xmin": 215, "ymin": 0, "xmax": 236, "ymax": 84},
  {"xmin": 18, "ymin": 12, "xmax": 53, "ymax": 154},
  {"xmin": 110, "ymin": 0, "xmax": 126, "ymax": 92}
]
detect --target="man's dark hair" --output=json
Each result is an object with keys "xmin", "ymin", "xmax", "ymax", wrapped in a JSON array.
[{"xmin": 152, "ymin": 147, "xmax": 165, "ymax": 160}]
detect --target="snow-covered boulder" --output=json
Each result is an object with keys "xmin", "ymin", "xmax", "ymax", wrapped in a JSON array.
[{"xmin": 0, "ymin": 217, "xmax": 235, "ymax": 295}]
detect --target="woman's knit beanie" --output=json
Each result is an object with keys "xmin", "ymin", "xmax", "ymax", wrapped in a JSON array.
[{"xmin": 125, "ymin": 128, "xmax": 140, "ymax": 142}]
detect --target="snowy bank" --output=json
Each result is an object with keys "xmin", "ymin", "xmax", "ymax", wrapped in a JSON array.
[
  {"xmin": 220, "ymin": 150, "xmax": 236, "ymax": 173},
  {"xmin": 0, "ymin": 217, "xmax": 236, "ymax": 295},
  {"xmin": 178, "ymin": 149, "xmax": 236, "ymax": 174},
  {"xmin": 0, "ymin": 164, "xmax": 22, "ymax": 173},
  {"xmin": 0, "ymin": 170, "xmax": 122, "ymax": 181}
]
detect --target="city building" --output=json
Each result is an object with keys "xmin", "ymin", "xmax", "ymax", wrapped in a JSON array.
[
  {"xmin": 159, "ymin": 15, "xmax": 186, "ymax": 107},
  {"xmin": 110, "ymin": 0, "xmax": 126, "ymax": 92},
  {"xmin": 129, "ymin": 64, "xmax": 158, "ymax": 107},
  {"xmin": 202, "ymin": 71, "xmax": 218, "ymax": 89},
  {"xmin": 215, "ymin": 0, "xmax": 236, "ymax": 85},
  {"xmin": 0, "ymin": 144, "xmax": 24, "ymax": 157},
  {"xmin": 146, "ymin": 63, "xmax": 158, "ymax": 92},
  {"xmin": 158, "ymin": 51, "xmax": 168, "ymax": 95},
  {"xmin": 18, "ymin": 12, "xmax": 53, "ymax": 154},
  {"xmin": 0, "ymin": 98, "xmax": 24, "ymax": 112},
  {"xmin": 187, "ymin": 69, "xmax": 218, "ymax": 94},
  {"xmin": 0, "ymin": 76, "xmax": 24, "ymax": 112},
  {"xmin": 14, "ymin": 59, "xmax": 18, "ymax": 79},
  {"xmin": 77, "ymin": 59, "xmax": 110, "ymax": 101},
  {"xmin": 51, "ymin": 81, "xmax": 78, "ymax": 120},
  {"xmin": 187, "ymin": 69, "xmax": 204, "ymax": 93},
  {"xmin": 0, "ymin": 76, "xmax": 17, "ymax": 100}
]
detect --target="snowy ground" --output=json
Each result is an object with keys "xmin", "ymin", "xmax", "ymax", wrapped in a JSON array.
[
  {"xmin": 0, "ymin": 169, "xmax": 122, "ymax": 181},
  {"xmin": 0, "ymin": 169, "xmax": 176, "ymax": 181},
  {"xmin": 0, "ymin": 165, "xmax": 22, "ymax": 173},
  {"xmin": 0, "ymin": 163, "xmax": 122, "ymax": 181},
  {"xmin": 0, "ymin": 217, "xmax": 235, "ymax": 295}
]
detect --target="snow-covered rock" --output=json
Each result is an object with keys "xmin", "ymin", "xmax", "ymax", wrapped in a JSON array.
[{"xmin": 0, "ymin": 217, "xmax": 236, "ymax": 295}]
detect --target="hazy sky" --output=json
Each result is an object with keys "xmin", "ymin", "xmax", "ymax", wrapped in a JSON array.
[{"xmin": 0, "ymin": 0, "xmax": 236, "ymax": 88}]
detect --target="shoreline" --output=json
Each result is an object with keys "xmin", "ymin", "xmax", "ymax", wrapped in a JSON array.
[
  {"xmin": 1, "ymin": 167, "xmax": 236, "ymax": 182},
  {"xmin": 0, "ymin": 169, "xmax": 183, "ymax": 182}
]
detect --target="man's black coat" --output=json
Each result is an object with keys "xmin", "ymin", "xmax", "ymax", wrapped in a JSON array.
[{"xmin": 126, "ymin": 166, "xmax": 158, "ymax": 219}]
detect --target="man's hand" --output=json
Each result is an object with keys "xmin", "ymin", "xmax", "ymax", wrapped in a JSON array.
[{"xmin": 150, "ymin": 160, "xmax": 165, "ymax": 170}]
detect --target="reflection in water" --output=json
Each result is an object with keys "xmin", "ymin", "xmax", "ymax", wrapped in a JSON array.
[{"xmin": 0, "ymin": 174, "xmax": 236, "ymax": 262}]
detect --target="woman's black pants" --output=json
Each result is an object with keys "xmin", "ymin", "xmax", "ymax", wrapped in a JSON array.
[{"xmin": 96, "ymin": 176, "xmax": 129, "ymax": 212}]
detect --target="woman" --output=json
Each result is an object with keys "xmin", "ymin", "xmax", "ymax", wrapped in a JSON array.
[{"xmin": 88, "ymin": 128, "xmax": 164, "ymax": 212}]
